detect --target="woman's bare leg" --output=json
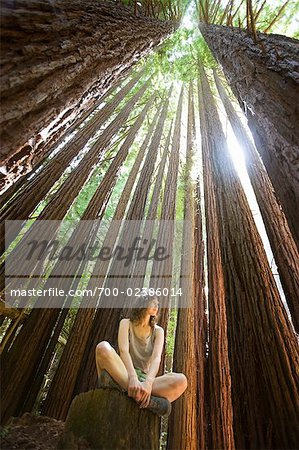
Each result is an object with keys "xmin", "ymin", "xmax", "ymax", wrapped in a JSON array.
[
  {"xmin": 151, "ymin": 373, "xmax": 188, "ymax": 402},
  {"xmin": 95, "ymin": 341, "xmax": 129, "ymax": 391}
]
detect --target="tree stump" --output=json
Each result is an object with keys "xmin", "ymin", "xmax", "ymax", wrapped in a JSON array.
[{"xmin": 58, "ymin": 388, "xmax": 160, "ymax": 450}]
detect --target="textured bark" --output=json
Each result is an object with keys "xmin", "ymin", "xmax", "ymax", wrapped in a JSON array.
[
  {"xmin": 198, "ymin": 76, "xmax": 235, "ymax": 450},
  {"xmin": 0, "ymin": 80, "xmax": 118, "ymax": 192},
  {"xmin": 1, "ymin": 0, "xmax": 177, "ymax": 162},
  {"xmin": 58, "ymin": 389, "xmax": 160, "ymax": 450},
  {"xmin": 20, "ymin": 308, "xmax": 69, "ymax": 414},
  {"xmin": 74, "ymin": 103, "xmax": 164, "ymax": 395},
  {"xmin": 41, "ymin": 95, "xmax": 155, "ymax": 420},
  {"xmin": 0, "ymin": 81, "xmax": 149, "ymax": 425},
  {"xmin": 214, "ymin": 70, "xmax": 299, "ymax": 334},
  {"xmin": 199, "ymin": 64, "xmax": 299, "ymax": 449},
  {"xmin": 166, "ymin": 83, "xmax": 198, "ymax": 450},
  {"xmin": 193, "ymin": 180, "xmax": 208, "ymax": 450},
  {"xmin": 0, "ymin": 71, "xmax": 144, "ymax": 254},
  {"xmin": 199, "ymin": 23, "xmax": 299, "ymax": 248}
]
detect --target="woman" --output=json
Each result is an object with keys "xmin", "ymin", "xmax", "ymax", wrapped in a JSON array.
[{"xmin": 95, "ymin": 295, "xmax": 188, "ymax": 417}]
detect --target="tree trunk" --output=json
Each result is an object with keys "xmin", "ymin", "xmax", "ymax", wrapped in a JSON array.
[
  {"xmin": 1, "ymin": 0, "xmax": 177, "ymax": 162},
  {"xmin": 0, "ymin": 71, "xmax": 144, "ymax": 254},
  {"xmin": 214, "ymin": 69, "xmax": 299, "ymax": 334},
  {"xmin": 199, "ymin": 64, "xmax": 299, "ymax": 450},
  {"xmin": 193, "ymin": 179, "xmax": 208, "ymax": 450},
  {"xmin": 20, "ymin": 308, "xmax": 69, "ymax": 414},
  {"xmin": 58, "ymin": 389, "xmax": 160, "ymax": 450},
  {"xmin": 198, "ymin": 76, "xmax": 235, "ymax": 450},
  {"xmin": 199, "ymin": 23, "xmax": 299, "ymax": 248},
  {"xmin": 166, "ymin": 83, "xmax": 198, "ymax": 450},
  {"xmin": 0, "ymin": 78, "xmax": 119, "ymax": 192}
]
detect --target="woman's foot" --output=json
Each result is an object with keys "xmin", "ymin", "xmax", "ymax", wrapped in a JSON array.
[{"xmin": 139, "ymin": 395, "xmax": 172, "ymax": 417}]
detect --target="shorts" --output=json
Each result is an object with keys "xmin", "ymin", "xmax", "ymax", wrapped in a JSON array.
[{"xmin": 135, "ymin": 367, "xmax": 147, "ymax": 382}]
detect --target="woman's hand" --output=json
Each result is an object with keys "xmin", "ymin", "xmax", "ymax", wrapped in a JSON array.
[
  {"xmin": 127, "ymin": 375, "xmax": 143, "ymax": 400},
  {"xmin": 138, "ymin": 380, "xmax": 153, "ymax": 408}
]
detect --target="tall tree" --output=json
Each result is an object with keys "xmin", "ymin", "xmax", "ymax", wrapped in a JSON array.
[
  {"xmin": 199, "ymin": 23, "xmax": 299, "ymax": 248},
  {"xmin": 214, "ymin": 69, "xmax": 299, "ymax": 334},
  {"xmin": 198, "ymin": 76, "xmax": 235, "ymax": 450},
  {"xmin": 199, "ymin": 63, "xmax": 299, "ymax": 449},
  {"xmin": 1, "ymin": 0, "xmax": 180, "ymax": 164},
  {"xmin": 166, "ymin": 83, "xmax": 198, "ymax": 450},
  {"xmin": 193, "ymin": 179, "xmax": 208, "ymax": 450}
]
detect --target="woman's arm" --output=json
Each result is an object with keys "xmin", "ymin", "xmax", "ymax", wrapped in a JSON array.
[
  {"xmin": 139, "ymin": 326, "xmax": 164, "ymax": 408},
  {"xmin": 145, "ymin": 326, "xmax": 164, "ymax": 383},
  {"xmin": 118, "ymin": 318, "xmax": 143, "ymax": 399}
]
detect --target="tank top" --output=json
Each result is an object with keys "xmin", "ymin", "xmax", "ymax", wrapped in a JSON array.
[{"xmin": 128, "ymin": 319, "xmax": 157, "ymax": 373}]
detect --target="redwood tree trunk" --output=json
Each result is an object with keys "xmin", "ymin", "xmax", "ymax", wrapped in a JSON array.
[
  {"xmin": 214, "ymin": 70, "xmax": 299, "ymax": 334},
  {"xmin": 1, "ymin": 0, "xmax": 177, "ymax": 163},
  {"xmin": 199, "ymin": 64, "xmax": 299, "ymax": 450},
  {"xmin": 166, "ymin": 83, "xmax": 198, "ymax": 450},
  {"xmin": 193, "ymin": 179, "xmax": 208, "ymax": 450},
  {"xmin": 198, "ymin": 76, "xmax": 235, "ymax": 450},
  {"xmin": 0, "ymin": 78, "xmax": 119, "ymax": 192},
  {"xmin": 199, "ymin": 23, "xmax": 299, "ymax": 248}
]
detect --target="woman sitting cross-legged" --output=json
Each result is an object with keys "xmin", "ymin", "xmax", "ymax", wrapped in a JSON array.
[{"xmin": 95, "ymin": 294, "xmax": 188, "ymax": 417}]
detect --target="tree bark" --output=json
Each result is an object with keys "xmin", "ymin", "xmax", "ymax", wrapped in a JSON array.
[
  {"xmin": 193, "ymin": 179, "xmax": 208, "ymax": 450},
  {"xmin": 0, "ymin": 79, "xmax": 118, "ymax": 192},
  {"xmin": 199, "ymin": 64, "xmax": 299, "ymax": 450},
  {"xmin": 214, "ymin": 69, "xmax": 299, "ymax": 334},
  {"xmin": 58, "ymin": 389, "xmax": 160, "ymax": 450},
  {"xmin": 166, "ymin": 83, "xmax": 198, "ymax": 450},
  {"xmin": 198, "ymin": 75, "xmax": 235, "ymax": 450},
  {"xmin": 199, "ymin": 23, "xmax": 299, "ymax": 248},
  {"xmin": 1, "ymin": 0, "xmax": 177, "ymax": 162}
]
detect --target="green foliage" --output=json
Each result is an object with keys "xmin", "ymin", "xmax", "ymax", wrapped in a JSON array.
[
  {"xmin": 119, "ymin": 0, "xmax": 191, "ymax": 21},
  {"xmin": 165, "ymin": 308, "xmax": 178, "ymax": 362},
  {"xmin": 195, "ymin": 0, "xmax": 299, "ymax": 38},
  {"xmin": 143, "ymin": 27, "xmax": 217, "ymax": 82}
]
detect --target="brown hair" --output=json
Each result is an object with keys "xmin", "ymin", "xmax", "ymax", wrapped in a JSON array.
[{"xmin": 126, "ymin": 294, "xmax": 160, "ymax": 332}]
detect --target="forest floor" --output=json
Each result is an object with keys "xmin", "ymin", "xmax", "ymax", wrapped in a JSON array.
[{"xmin": 0, "ymin": 412, "xmax": 65, "ymax": 449}]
